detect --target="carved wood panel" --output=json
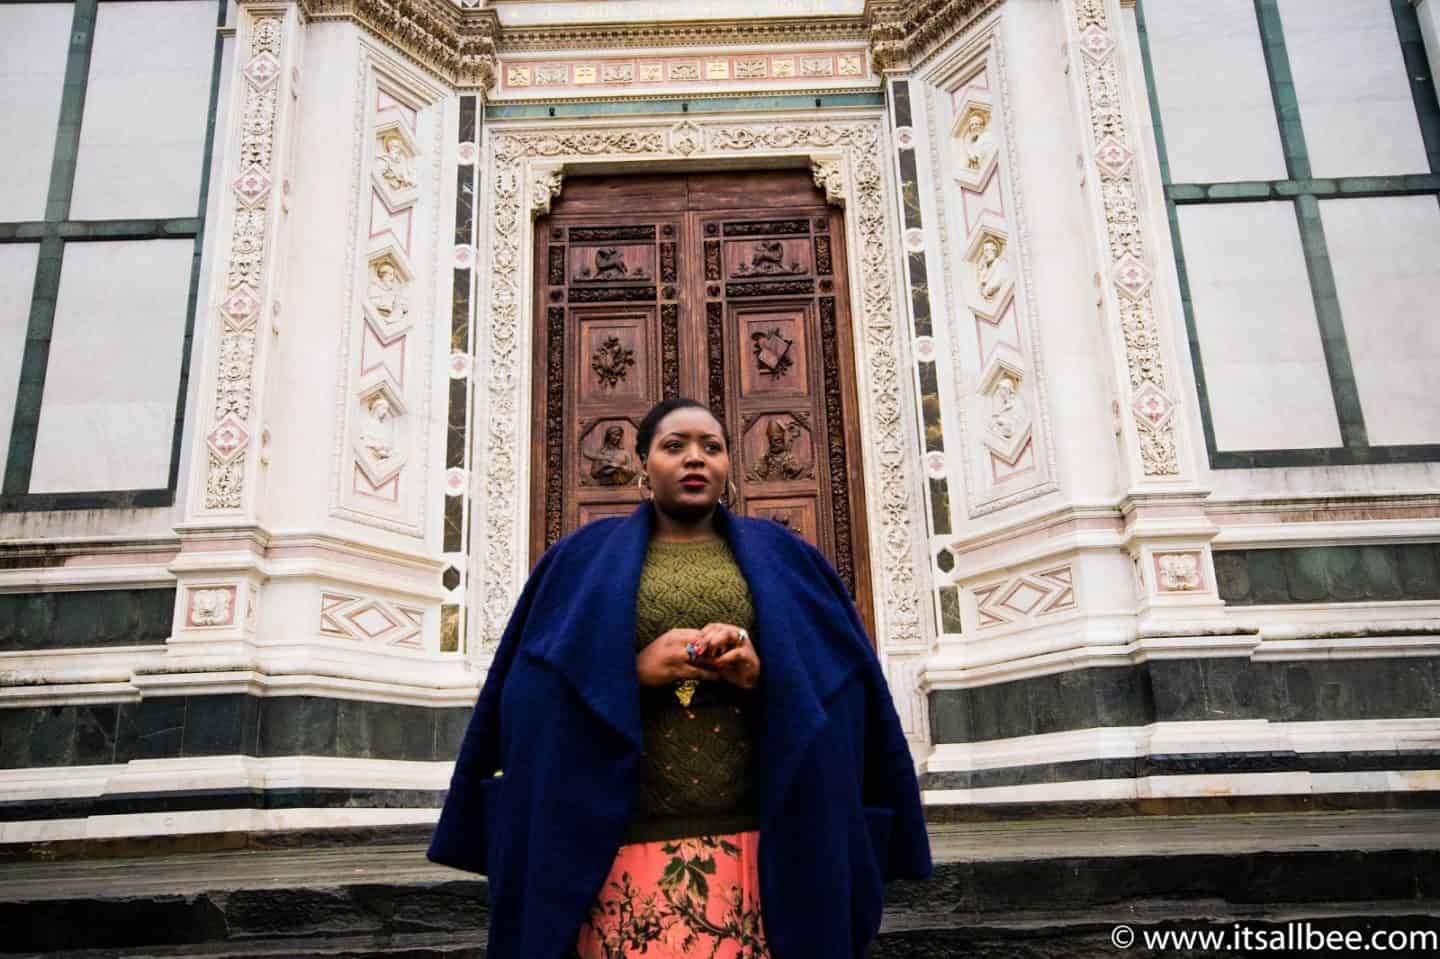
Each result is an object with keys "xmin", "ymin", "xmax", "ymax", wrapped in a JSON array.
[{"xmin": 531, "ymin": 172, "xmax": 873, "ymax": 632}]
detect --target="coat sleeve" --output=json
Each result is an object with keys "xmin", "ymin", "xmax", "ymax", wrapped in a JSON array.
[
  {"xmin": 426, "ymin": 542, "xmax": 563, "ymax": 873},
  {"xmin": 801, "ymin": 539, "xmax": 934, "ymax": 882}
]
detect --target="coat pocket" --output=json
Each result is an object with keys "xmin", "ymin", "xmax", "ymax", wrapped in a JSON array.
[{"xmin": 427, "ymin": 772, "xmax": 504, "ymax": 876}]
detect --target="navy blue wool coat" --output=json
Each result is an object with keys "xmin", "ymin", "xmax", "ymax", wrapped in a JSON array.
[{"xmin": 427, "ymin": 501, "xmax": 932, "ymax": 958}]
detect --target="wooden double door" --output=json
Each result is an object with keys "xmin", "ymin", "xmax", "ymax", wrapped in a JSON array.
[{"xmin": 529, "ymin": 171, "xmax": 874, "ymax": 632}]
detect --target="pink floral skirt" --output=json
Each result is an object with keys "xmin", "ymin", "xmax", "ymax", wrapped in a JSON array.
[{"xmin": 573, "ymin": 831, "xmax": 771, "ymax": 959}]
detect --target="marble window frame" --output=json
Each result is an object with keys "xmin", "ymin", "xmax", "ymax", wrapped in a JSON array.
[
  {"xmin": 1135, "ymin": 0, "xmax": 1440, "ymax": 468},
  {"xmin": 0, "ymin": 0, "xmax": 227, "ymax": 511}
]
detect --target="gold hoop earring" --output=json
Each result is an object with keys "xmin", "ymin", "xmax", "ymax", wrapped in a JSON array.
[
  {"xmin": 637, "ymin": 472, "xmax": 653, "ymax": 500},
  {"xmin": 723, "ymin": 477, "xmax": 739, "ymax": 508}
]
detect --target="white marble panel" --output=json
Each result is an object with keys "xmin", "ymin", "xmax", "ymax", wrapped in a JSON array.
[
  {"xmin": 0, "ymin": 245, "xmax": 40, "ymax": 480},
  {"xmin": 69, "ymin": 1, "xmax": 216, "ymax": 220},
  {"xmin": 1142, "ymin": 0, "xmax": 1287, "ymax": 183},
  {"xmin": 1319, "ymin": 196, "xmax": 1440, "ymax": 446},
  {"xmin": 30, "ymin": 239, "xmax": 192, "ymax": 492},
  {"xmin": 1278, "ymin": 0, "xmax": 1429, "ymax": 177},
  {"xmin": 0, "ymin": 4, "xmax": 74, "ymax": 221},
  {"xmin": 1177, "ymin": 202, "xmax": 1341, "ymax": 451}
]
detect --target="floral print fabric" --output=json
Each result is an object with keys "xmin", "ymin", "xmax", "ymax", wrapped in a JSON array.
[{"xmin": 574, "ymin": 831, "xmax": 770, "ymax": 959}]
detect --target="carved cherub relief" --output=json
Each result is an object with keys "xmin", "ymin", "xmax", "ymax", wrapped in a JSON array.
[{"xmin": 582, "ymin": 424, "xmax": 637, "ymax": 486}]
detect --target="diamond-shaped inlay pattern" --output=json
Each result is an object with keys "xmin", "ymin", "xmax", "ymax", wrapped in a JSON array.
[
  {"xmin": 233, "ymin": 164, "xmax": 272, "ymax": 206},
  {"xmin": 1132, "ymin": 381, "xmax": 1175, "ymax": 430},
  {"xmin": 1000, "ymin": 581, "xmax": 1047, "ymax": 615},
  {"xmin": 220, "ymin": 287, "xmax": 261, "ymax": 327},
  {"xmin": 243, "ymin": 52, "xmax": 281, "ymax": 88},
  {"xmin": 206, "ymin": 414, "xmax": 249, "ymax": 462},
  {"xmin": 1094, "ymin": 136, "xmax": 1132, "ymax": 178},
  {"xmin": 1113, "ymin": 254, "xmax": 1152, "ymax": 300},
  {"xmin": 443, "ymin": 566, "xmax": 461, "ymax": 592},
  {"xmin": 349, "ymin": 603, "xmax": 403, "ymax": 639},
  {"xmin": 1078, "ymin": 25, "xmax": 1114, "ymax": 61}
]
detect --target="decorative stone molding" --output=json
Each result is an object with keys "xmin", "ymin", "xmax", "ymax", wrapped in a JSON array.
[
  {"xmin": 1065, "ymin": 0, "xmax": 1183, "ymax": 478},
  {"xmin": 199, "ymin": 10, "xmax": 294, "ymax": 513},
  {"xmin": 299, "ymin": 0, "xmax": 498, "ymax": 90},
  {"xmin": 972, "ymin": 565, "xmax": 1076, "ymax": 630},
  {"xmin": 527, "ymin": 167, "xmax": 564, "ymax": 217},
  {"xmin": 811, "ymin": 157, "xmax": 846, "ymax": 206},
  {"xmin": 868, "ymin": 0, "xmax": 1005, "ymax": 71},
  {"xmin": 924, "ymin": 32, "xmax": 1058, "ymax": 516},
  {"xmin": 478, "ymin": 117, "xmax": 925, "ymax": 657},
  {"xmin": 495, "ymin": 17, "xmax": 868, "ymax": 54},
  {"xmin": 332, "ymin": 43, "xmax": 445, "ymax": 535},
  {"xmin": 187, "ymin": 586, "xmax": 238, "ymax": 628},
  {"xmin": 1155, "ymin": 551, "xmax": 1202, "ymax": 592}
]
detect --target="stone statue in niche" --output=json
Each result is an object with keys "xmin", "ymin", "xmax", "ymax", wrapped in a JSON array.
[
  {"xmin": 578, "ymin": 247, "xmax": 650, "ymax": 281},
  {"xmin": 748, "ymin": 417, "xmax": 811, "ymax": 482},
  {"xmin": 190, "ymin": 588, "xmax": 232, "ymax": 627},
  {"xmin": 959, "ymin": 112, "xmax": 995, "ymax": 171},
  {"xmin": 583, "ymin": 424, "xmax": 638, "ymax": 486},
  {"xmin": 751, "ymin": 328, "xmax": 795, "ymax": 379},
  {"xmin": 988, "ymin": 375, "xmax": 1027, "ymax": 441},
  {"xmin": 591, "ymin": 335, "xmax": 636, "ymax": 389},
  {"xmin": 736, "ymin": 239, "xmax": 804, "ymax": 276},
  {"xmin": 368, "ymin": 261, "xmax": 409, "ymax": 324},
  {"xmin": 361, "ymin": 395, "xmax": 397, "ymax": 460},
  {"xmin": 376, "ymin": 134, "xmax": 417, "ymax": 191},
  {"xmin": 974, "ymin": 237, "xmax": 1010, "ymax": 301}
]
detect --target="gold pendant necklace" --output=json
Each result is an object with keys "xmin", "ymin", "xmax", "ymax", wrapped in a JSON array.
[{"xmin": 675, "ymin": 679, "xmax": 698, "ymax": 706}]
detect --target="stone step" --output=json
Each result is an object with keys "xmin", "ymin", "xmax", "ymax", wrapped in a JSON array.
[{"xmin": 4, "ymin": 811, "xmax": 1438, "ymax": 957}]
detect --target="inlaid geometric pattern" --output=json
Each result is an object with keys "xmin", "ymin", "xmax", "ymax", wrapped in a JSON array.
[
  {"xmin": 320, "ymin": 592, "xmax": 424, "ymax": 648},
  {"xmin": 973, "ymin": 565, "xmax": 1075, "ymax": 629}
]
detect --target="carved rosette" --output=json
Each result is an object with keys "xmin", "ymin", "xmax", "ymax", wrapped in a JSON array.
[
  {"xmin": 1069, "ymin": 0, "xmax": 1181, "ymax": 477},
  {"xmin": 481, "ymin": 120, "xmax": 923, "ymax": 654},
  {"xmin": 202, "ymin": 13, "xmax": 287, "ymax": 511}
]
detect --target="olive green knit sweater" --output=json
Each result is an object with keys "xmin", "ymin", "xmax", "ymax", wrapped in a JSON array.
[{"xmin": 627, "ymin": 536, "xmax": 759, "ymax": 844}]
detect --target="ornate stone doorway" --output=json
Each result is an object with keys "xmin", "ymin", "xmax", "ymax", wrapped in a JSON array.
[{"xmin": 529, "ymin": 171, "xmax": 875, "ymax": 633}]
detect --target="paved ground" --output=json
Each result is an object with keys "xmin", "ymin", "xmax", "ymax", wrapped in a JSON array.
[{"xmin": 3, "ymin": 809, "xmax": 1437, "ymax": 902}]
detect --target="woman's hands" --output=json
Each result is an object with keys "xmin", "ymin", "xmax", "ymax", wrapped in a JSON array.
[{"xmin": 636, "ymin": 623, "xmax": 762, "ymax": 691}]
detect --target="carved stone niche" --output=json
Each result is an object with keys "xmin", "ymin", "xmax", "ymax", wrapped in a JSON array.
[
  {"xmin": 372, "ymin": 116, "xmax": 420, "ymax": 210},
  {"xmin": 578, "ymin": 418, "xmax": 639, "ymax": 488},
  {"xmin": 741, "ymin": 411, "xmax": 816, "ymax": 483},
  {"xmin": 364, "ymin": 247, "xmax": 416, "ymax": 341},
  {"xmin": 976, "ymin": 345, "xmax": 1030, "ymax": 465},
  {"xmin": 950, "ymin": 92, "xmax": 998, "ymax": 192},
  {"xmin": 354, "ymin": 380, "xmax": 408, "ymax": 487},
  {"xmin": 961, "ymin": 214, "xmax": 1013, "ymax": 323}
]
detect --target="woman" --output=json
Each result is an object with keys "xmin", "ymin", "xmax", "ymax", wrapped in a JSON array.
[{"xmin": 428, "ymin": 398, "xmax": 931, "ymax": 958}]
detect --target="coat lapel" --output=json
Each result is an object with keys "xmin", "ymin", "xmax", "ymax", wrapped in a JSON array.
[{"xmin": 525, "ymin": 502, "xmax": 653, "ymax": 750}]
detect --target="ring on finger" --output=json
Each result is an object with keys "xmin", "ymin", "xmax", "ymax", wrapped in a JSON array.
[
  {"xmin": 684, "ymin": 639, "xmax": 702, "ymax": 664},
  {"xmin": 736, "ymin": 627, "xmax": 749, "ymax": 646}
]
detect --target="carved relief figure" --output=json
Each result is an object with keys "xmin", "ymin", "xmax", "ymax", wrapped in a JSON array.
[
  {"xmin": 376, "ymin": 134, "xmax": 417, "ymax": 191},
  {"xmin": 583, "ymin": 424, "xmax": 637, "ymax": 486},
  {"xmin": 975, "ymin": 238, "xmax": 1010, "ymax": 301},
  {"xmin": 591, "ymin": 335, "xmax": 636, "ymax": 389},
  {"xmin": 190, "ymin": 588, "xmax": 233, "ymax": 627},
  {"xmin": 368, "ymin": 261, "xmax": 409, "ymax": 324},
  {"xmin": 960, "ymin": 113, "xmax": 995, "ymax": 171},
  {"xmin": 1158, "ymin": 553, "xmax": 1202, "ymax": 591},
  {"xmin": 988, "ymin": 376, "xmax": 1027, "ymax": 440},
  {"xmin": 751, "ymin": 328, "xmax": 795, "ymax": 379},
  {"xmin": 578, "ymin": 247, "xmax": 650, "ymax": 281},
  {"xmin": 748, "ymin": 417, "xmax": 811, "ymax": 481},
  {"xmin": 361, "ymin": 395, "xmax": 397, "ymax": 460},
  {"xmin": 736, "ymin": 239, "xmax": 803, "ymax": 276}
]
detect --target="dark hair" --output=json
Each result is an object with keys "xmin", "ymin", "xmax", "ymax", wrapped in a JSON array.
[{"xmin": 634, "ymin": 398, "xmax": 730, "ymax": 461}]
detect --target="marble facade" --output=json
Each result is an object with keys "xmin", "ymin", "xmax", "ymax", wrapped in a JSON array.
[{"xmin": 2, "ymin": 0, "xmax": 1440, "ymax": 844}]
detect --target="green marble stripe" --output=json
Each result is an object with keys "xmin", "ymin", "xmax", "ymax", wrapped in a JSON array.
[
  {"xmin": 1253, "ymin": 0, "xmax": 1309, "ymax": 179},
  {"xmin": 484, "ymin": 92, "xmax": 883, "ymax": 120},
  {"xmin": 1169, "ymin": 174, "xmax": 1440, "ymax": 203}
]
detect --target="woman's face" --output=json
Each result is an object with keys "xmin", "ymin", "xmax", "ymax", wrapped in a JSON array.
[{"xmin": 643, "ymin": 407, "xmax": 730, "ymax": 521}]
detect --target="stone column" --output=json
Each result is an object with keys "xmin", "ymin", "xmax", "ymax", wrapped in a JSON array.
[{"xmin": 1061, "ymin": 0, "xmax": 1226, "ymax": 633}]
